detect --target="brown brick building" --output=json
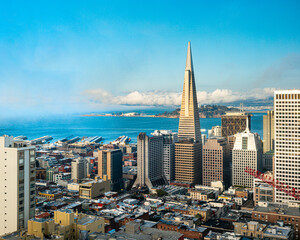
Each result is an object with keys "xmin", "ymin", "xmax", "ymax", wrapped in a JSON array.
[
  {"xmin": 252, "ymin": 202, "xmax": 300, "ymax": 239},
  {"xmin": 157, "ymin": 221, "xmax": 209, "ymax": 240},
  {"xmin": 202, "ymin": 138, "xmax": 230, "ymax": 187},
  {"xmin": 36, "ymin": 168, "xmax": 46, "ymax": 180},
  {"xmin": 221, "ymin": 112, "xmax": 251, "ymax": 138}
]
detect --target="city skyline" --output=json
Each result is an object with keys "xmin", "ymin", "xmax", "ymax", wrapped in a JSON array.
[
  {"xmin": 1, "ymin": 2, "xmax": 300, "ymax": 239},
  {"xmin": 0, "ymin": 1, "xmax": 300, "ymax": 117}
]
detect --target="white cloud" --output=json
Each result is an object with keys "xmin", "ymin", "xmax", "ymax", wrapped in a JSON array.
[{"xmin": 84, "ymin": 88, "xmax": 277, "ymax": 106}]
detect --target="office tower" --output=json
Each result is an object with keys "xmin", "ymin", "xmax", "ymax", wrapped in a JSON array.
[
  {"xmin": 0, "ymin": 136, "xmax": 36, "ymax": 236},
  {"xmin": 262, "ymin": 151, "xmax": 274, "ymax": 172},
  {"xmin": 221, "ymin": 112, "xmax": 251, "ymax": 138},
  {"xmin": 232, "ymin": 127, "xmax": 262, "ymax": 188},
  {"xmin": 175, "ymin": 42, "xmax": 202, "ymax": 184},
  {"xmin": 202, "ymin": 138, "xmax": 230, "ymax": 188},
  {"xmin": 152, "ymin": 130, "xmax": 178, "ymax": 184},
  {"xmin": 227, "ymin": 135, "xmax": 236, "ymax": 161},
  {"xmin": 263, "ymin": 110, "xmax": 274, "ymax": 153},
  {"xmin": 134, "ymin": 132, "xmax": 166, "ymax": 188},
  {"xmin": 201, "ymin": 134, "xmax": 207, "ymax": 146},
  {"xmin": 208, "ymin": 126, "xmax": 222, "ymax": 138},
  {"xmin": 85, "ymin": 159, "xmax": 92, "ymax": 177},
  {"xmin": 71, "ymin": 157, "xmax": 87, "ymax": 182},
  {"xmin": 274, "ymin": 90, "xmax": 300, "ymax": 203},
  {"xmin": 98, "ymin": 149, "xmax": 123, "ymax": 191}
]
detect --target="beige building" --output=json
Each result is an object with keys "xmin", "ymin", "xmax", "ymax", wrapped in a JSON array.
[
  {"xmin": 233, "ymin": 221, "xmax": 266, "ymax": 239},
  {"xmin": 98, "ymin": 148, "xmax": 123, "ymax": 191},
  {"xmin": 79, "ymin": 178, "xmax": 110, "ymax": 199},
  {"xmin": 71, "ymin": 157, "xmax": 87, "ymax": 182},
  {"xmin": 232, "ymin": 125, "xmax": 263, "ymax": 188},
  {"xmin": 254, "ymin": 183, "xmax": 274, "ymax": 206},
  {"xmin": 27, "ymin": 209, "xmax": 105, "ymax": 239},
  {"xmin": 0, "ymin": 136, "xmax": 36, "ymax": 236},
  {"xmin": 274, "ymin": 90, "xmax": 300, "ymax": 203},
  {"xmin": 175, "ymin": 42, "xmax": 202, "ymax": 184},
  {"xmin": 202, "ymin": 138, "xmax": 230, "ymax": 187},
  {"xmin": 263, "ymin": 110, "xmax": 274, "ymax": 153},
  {"xmin": 188, "ymin": 188, "xmax": 216, "ymax": 201}
]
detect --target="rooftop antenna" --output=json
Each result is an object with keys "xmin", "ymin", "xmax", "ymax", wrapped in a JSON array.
[{"xmin": 245, "ymin": 115, "xmax": 250, "ymax": 133}]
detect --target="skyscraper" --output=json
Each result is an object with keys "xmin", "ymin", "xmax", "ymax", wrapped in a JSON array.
[
  {"xmin": 0, "ymin": 136, "xmax": 36, "ymax": 236},
  {"xmin": 232, "ymin": 126, "xmax": 262, "ymax": 188},
  {"xmin": 134, "ymin": 132, "xmax": 166, "ymax": 189},
  {"xmin": 221, "ymin": 112, "xmax": 251, "ymax": 138},
  {"xmin": 175, "ymin": 42, "xmax": 202, "ymax": 184},
  {"xmin": 274, "ymin": 90, "xmax": 300, "ymax": 203},
  {"xmin": 152, "ymin": 130, "xmax": 178, "ymax": 184},
  {"xmin": 71, "ymin": 157, "xmax": 87, "ymax": 182},
  {"xmin": 98, "ymin": 149, "xmax": 123, "ymax": 191},
  {"xmin": 263, "ymin": 110, "xmax": 274, "ymax": 153},
  {"xmin": 202, "ymin": 138, "xmax": 230, "ymax": 187}
]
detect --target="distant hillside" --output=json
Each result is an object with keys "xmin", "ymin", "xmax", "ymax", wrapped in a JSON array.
[{"xmin": 155, "ymin": 105, "xmax": 240, "ymax": 118}]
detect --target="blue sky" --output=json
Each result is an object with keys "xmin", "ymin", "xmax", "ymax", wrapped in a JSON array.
[{"xmin": 0, "ymin": 0, "xmax": 300, "ymax": 117}]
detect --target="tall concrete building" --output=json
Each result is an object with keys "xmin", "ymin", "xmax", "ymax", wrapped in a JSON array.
[
  {"xmin": 202, "ymin": 138, "xmax": 230, "ymax": 188},
  {"xmin": 71, "ymin": 157, "xmax": 87, "ymax": 182},
  {"xmin": 208, "ymin": 126, "xmax": 222, "ymax": 138},
  {"xmin": 221, "ymin": 112, "xmax": 251, "ymax": 138},
  {"xmin": 134, "ymin": 133, "xmax": 166, "ymax": 189},
  {"xmin": 274, "ymin": 90, "xmax": 300, "ymax": 203},
  {"xmin": 175, "ymin": 42, "xmax": 202, "ymax": 184},
  {"xmin": 0, "ymin": 136, "xmax": 36, "ymax": 236},
  {"xmin": 98, "ymin": 149, "xmax": 123, "ymax": 191},
  {"xmin": 232, "ymin": 126, "xmax": 263, "ymax": 188},
  {"xmin": 151, "ymin": 130, "xmax": 178, "ymax": 184},
  {"xmin": 263, "ymin": 110, "xmax": 274, "ymax": 153}
]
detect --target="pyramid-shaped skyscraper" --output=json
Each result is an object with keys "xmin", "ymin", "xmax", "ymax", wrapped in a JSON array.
[{"xmin": 175, "ymin": 42, "xmax": 202, "ymax": 184}]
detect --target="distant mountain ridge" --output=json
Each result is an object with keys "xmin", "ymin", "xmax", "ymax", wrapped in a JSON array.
[{"xmin": 155, "ymin": 105, "xmax": 240, "ymax": 118}]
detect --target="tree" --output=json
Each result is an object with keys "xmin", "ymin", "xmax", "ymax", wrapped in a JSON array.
[{"xmin": 156, "ymin": 189, "xmax": 168, "ymax": 197}]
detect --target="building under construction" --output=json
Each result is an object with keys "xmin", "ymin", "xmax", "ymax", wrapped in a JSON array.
[{"xmin": 221, "ymin": 112, "xmax": 251, "ymax": 138}]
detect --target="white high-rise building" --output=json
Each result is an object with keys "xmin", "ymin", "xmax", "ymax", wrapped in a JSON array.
[
  {"xmin": 232, "ymin": 125, "xmax": 263, "ymax": 188},
  {"xmin": 0, "ymin": 136, "xmax": 36, "ymax": 236},
  {"xmin": 134, "ymin": 132, "xmax": 166, "ymax": 189},
  {"xmin": 208, "ymin": 126, "xmax": 222, "ymax": 138},
  {"xmin": 274, "ymin": 90, "xmax": 300, "ymax": 203},
  {"xmin": 152, "ymin": 130, "xmax": 178, "ymax": 184},
  {"xmin": 71, "ymin": 157, "xmax": 87, "ymax": 182}
]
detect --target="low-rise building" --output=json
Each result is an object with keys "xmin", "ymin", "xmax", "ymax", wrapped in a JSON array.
[
  {"xmin": 252, "ymin": 202, "xmax": 300, "ymax": 239},
  {"xmin": 157, "ymin": 220, "xmax": 208, "ymax": 240},
  {"xmin": 79, "ymin": 178, "xmax": 110, "ymax": 199},
  {"xmin": 234, "ymin": 221, "xmax": 266, "ymax": 239},
  {"xmin": 53, "ymin": 172, "xmax": 71, "ymax": 184},
  {"xmin": 254, "ymin": 183, "xmax": 274, "ymax": 206},
  {"xmin": 263, "ymin": 225, "xmax": 293, "ymax": 240},
  {"xmin": 189, "ymin": 189, "xmax": 216, "ymax": 201},
  {"xmin": 38, "ymin": 190, "xmax": 63, "ymax": 200},
  {"xmin": 27, "ymin": 209, "xmax": 105, "ymax": 239}
]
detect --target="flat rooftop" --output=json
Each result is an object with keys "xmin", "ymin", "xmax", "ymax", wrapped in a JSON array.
[
  {"xmin": 77, "ymin": 216, "xmax": 100, "ymax": 225},
  {"xmin": 254, "ymin": 203, "xmax": 300, "ymax": 217}
]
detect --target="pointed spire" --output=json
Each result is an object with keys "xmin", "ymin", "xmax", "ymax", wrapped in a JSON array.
[
  {"xmin": 178, "ymin": 42, "xmax": 201, "ymax": 143},
  {"xmin": 185, "ymin": 41, "xmax": 193, "ymax": 71}
]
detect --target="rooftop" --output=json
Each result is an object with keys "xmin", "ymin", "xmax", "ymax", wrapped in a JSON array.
[
  {"xmin": 77, "ymin": 216, "xmax": 100, "ymax": 225},
  {"xmin": 263, "ymin": 225, "xmax": 292, "ymax": 237},
  {"xmin": 254, "ymin": 203, "xmax": 300, "ymax": 217}
]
